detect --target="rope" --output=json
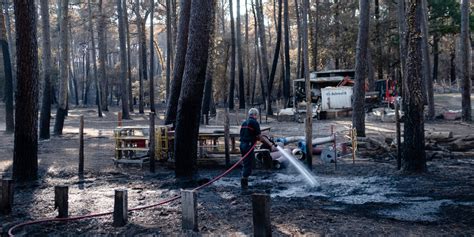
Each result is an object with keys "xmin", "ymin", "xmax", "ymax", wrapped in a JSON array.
[{"xmin": 8, "ymin": 143, "xmax": 257, "ymax": 236}]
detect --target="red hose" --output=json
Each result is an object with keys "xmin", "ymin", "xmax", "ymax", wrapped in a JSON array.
[{"xmin": 8, "ymin": 143, "xmax": 256, "ymax": 236}]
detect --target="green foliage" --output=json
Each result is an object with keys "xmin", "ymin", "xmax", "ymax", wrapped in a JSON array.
[{"xmin": 428, "ymin": 0, "xmax": 474, "ymax": 35}]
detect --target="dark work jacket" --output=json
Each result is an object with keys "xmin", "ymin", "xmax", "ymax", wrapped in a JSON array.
[{"xmin": 240, "ymin": 117, "xmax": 261, "ymax": 143}]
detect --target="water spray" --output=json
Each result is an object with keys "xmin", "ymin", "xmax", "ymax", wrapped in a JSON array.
[{"xmin": 262, "ymin": 136, "xmax": 319, "ymax": 187}]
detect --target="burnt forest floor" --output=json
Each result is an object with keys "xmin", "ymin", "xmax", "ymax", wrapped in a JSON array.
[{"xmin": 0, "ymin": 100, "xmax": 473, "ymax": 236}]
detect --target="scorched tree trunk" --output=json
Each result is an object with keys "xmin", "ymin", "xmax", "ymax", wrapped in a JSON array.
[{"xmin": 13, "ymin": 0, "xmax": 39, "ymax": 181}]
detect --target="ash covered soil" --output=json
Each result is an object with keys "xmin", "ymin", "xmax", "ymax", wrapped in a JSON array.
[{"xmin": 1, "ymin": 105, "xmax": 473, "ymax": 236}]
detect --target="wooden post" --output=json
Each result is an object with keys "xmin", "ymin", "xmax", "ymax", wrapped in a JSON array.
[
  {"xmin": 79, "ymin": 115, "xmax": 84, "ymax": 175},
  {"xmin": 305, "ymin": 117, "xmax": 313, "ymax": 170},
  {"xmin": 113, "ymin": 189, "xmax": 128, "ymax": 227},
  {"xmin": 351, "ymin": 126, "xmax": 356, "ymax": 164},
  {"xmin": 54, "ymin": 185, "xmax": 68, "ymax": 218},
  {"xmin": 1, "ymin": 224, "xmax": 8, "ymax": 237},
  {"xmin": 252, "ymin": 193, "xmax": 271, "ymax": 237},
  {"xmin": 149, "ymin": 112, "xmax": 156, "ymax": 173},
  {"xmin": 224, "ymin": 106, "xmax": 230, "ymax": 167},
  {"xmin": 118, "ymin": 112, "xmax": 122, "ymax": 127},
  {"xmin": 181, "ymin": 190, "xmax": 198, "ymax": 231},
  {"xmin": 395, "ymin": 98, "xmax": 401, "ymax": 170},
  {"xmin": 0, "ymin": 178, "xmax": 13, "ymax": 215},
  {"xmin": 332, "ymin": 125, "xmax": 337, "ymax": 170}
]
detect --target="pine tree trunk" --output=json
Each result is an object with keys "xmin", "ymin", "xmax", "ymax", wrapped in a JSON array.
[
  {"xmin": 98, "ymin": 0, "xmax": 108, "ymax": 112},
  {"xmin": 87, "ymin": 0, "xmax": 102, "ymax": 117},
  {"xmin": 12, "ymin": 0, "xmax": 39, "ymax": 181},
  {"xmin": 54, "ymin": 0, "xmax": 69, "ymax": 136},
  {"xmin": 222, "ymin": 39, "xmax": 231, "ymax": 104},
  {"xmin": 402, "ymin": 0, "xmax": 426, "ymax": 173},
  {"xmin": 309, "ymin": 4, "xmax": 314, "ymax": 70},
  {"xmin": 124, "ymin": 0, "xmax": 133, "ymax": 112},
  {"xmin": 117, "ymin": 0, "xmax": 130, "ymax": 119},
  {"xmin": 251, "ymin": 1, "xmax": 259, "ymax": 105},
  {"xmin": 421, "ymin": 0, "xmax": 434, "ymax": 119},
  {"xmin": 171, "ymin": 0, "xmax": 177, "ymax": 56},
  {"xmin": 352, "ymin": 0, "xmax": 370, "ymax": 137},
  {"xmin": 302, "ymin": 0, "xmax": 312, "ymax": 169},
  {"xmin": 149, "ymin": 0, "xmax": 155, "ymax": 112},
  {"xmin": 174, "ymin": 0, "xmax": 215, "ymax": 177},
  {"xmin": 228, "ymin": 0, "xmax": 236, "ymax": 110},
  {"xmin": 450, "ymin": 50, "xmax": 456, "ymax": 85},
  {"xmin": 237, "ymin": 0, "xmax": 245, "ymax": 109},
  {"xmin": 294, "ymin": 0, "xmax": 301, "ymax": 78},
  {"xmin": 84, "ymin": 49, "xmax": 91, "ymax": 105},
  {"xmin": 267, "ymin": 0, "xmax": 282, "ymax": 116},
  {"xmin": 4, "ymin": 0, "xmax": 14, "ymax": 82},
  {"xmin": 202, "ymin": 3, "xmax": 218, "ymax": 125},
  {"xmin": 256, "ymin": 0, "xmax": 270, "ymax": 110},
  {"xmin": 397, "ymin": 0, "xmax": 408, "ymax": 99},
  {"xmin": 164, "ymin": 0, "xmax": 192, "ymax": 125},
  {"xmin": 134, "ymin": 1, "xmax": 146, "ymax": 114},
  {"xmin": 334, "ymin": 0, "xmax": 340, "ymax": 69},
  {"xmin": 311, "ymin": 0, "xmax": 319, "ymax": 72},
  {"xmin": 252, "ymin": 35, "xmax": 258, "ymax": 105},
  {"xmin": 68, "ymin": 34, "xmax": 79, "ymax": 107},
  {"xmin": 460, "ymin": 0, "xmax": 471, "ymax": 121},
  {"xmin": 245, "ymin": 0, "xmax": 251, "ymax": 105},
  {"xmin": 374, "ymin": 0, "xmax": 383, "ymax": 80},
  {"xmin": 432, "ymin": 33, "xmax": 439, "ymax": 85},
  {"xmin": 165, "ymin": 0, "xmax": 172, "ymax": 100},
  {"xmin": 71, "ymin": 68, "xmax": 79, "ymax": 106},
  {"xmin": 367, "ymin": 48, "xmax": 375, "ymax": 91},
  {"xmin": 0, "ymin": 3, "xmax": 13, "ymax": 133}
]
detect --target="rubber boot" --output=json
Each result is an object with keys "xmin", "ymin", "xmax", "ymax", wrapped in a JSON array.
[{"xmin": 241, "ymin": 177, "xmax": 248, "ymax": 190}]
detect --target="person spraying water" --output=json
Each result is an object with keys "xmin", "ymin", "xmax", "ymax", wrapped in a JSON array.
[
  {"xmin": 239, "ymin": 108, "xmax": 318, "ymax": 189},
  {"xmin": 239, "ymin": 108, "xmax": 264, "ymax": 189}
]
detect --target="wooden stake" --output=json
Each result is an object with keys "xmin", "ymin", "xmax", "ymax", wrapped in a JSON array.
[
  {"xmin": 395, "ymin": 98, "xmax": 401, "ymax": 170},
  {"xmin": 351, "ymin": 126, "xmax": 356, "ymax": 164},
  {"xmin": 149, "ymin": 112, "xmax": 156, "ymax": 173},
  {"xmin": 181, "ymin": 190, "xmax": 198, "ymax": 231},
  {"xmin": 224, "ymin": 106, "xmax": 230, "ymax": 167},
  {"xmin": 113, "ymin": 189, "xmax": 128, "ymax": 227},
  {"xmin": 0, "ymin": 178, "xmax": 13, "ymax": 215},
  {"xmin": 54, "ymin": 185, "xmax": 68, "ymax": 218},
  {"xmin": 252, "ymin": 193, "xmax": 271, "ymax": 236},
  {"xmin": 79, "ymin": 115, "xmax": 84, "ymax": 175},
  {"xmin": 332, "ymin": 125, "xmax": 337, "ymax": 170},
  {"xmin": 118, "ymin": 112, "xmax": 123, "ymax": 127}
]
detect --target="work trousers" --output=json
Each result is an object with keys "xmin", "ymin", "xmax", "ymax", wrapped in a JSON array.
[{"xmin": 240, "ymin": 141, "xmax": 255, "ymax": 178}]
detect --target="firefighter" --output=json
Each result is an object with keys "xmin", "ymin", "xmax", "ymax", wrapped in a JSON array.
[{"xmin": 239, "ymin": 108, "xmax": 262, "ymax": 189}]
